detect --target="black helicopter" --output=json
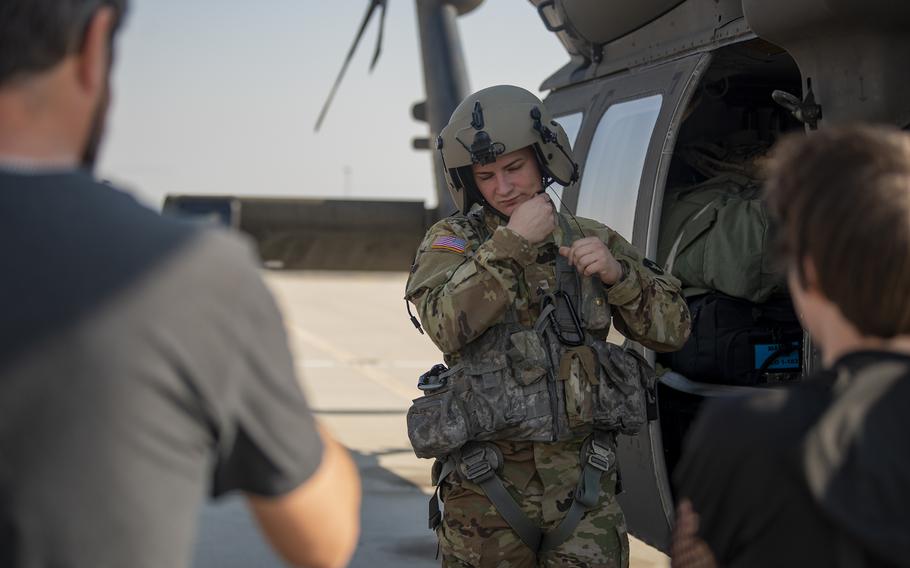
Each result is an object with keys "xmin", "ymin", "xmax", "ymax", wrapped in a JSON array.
[{"xmin": 165, "ymin": 0, "xmax": 910, "ymax": 550}]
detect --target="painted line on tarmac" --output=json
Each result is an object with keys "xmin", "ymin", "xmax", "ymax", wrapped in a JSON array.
[
  {"xmin": 288, "ymin": 324, "xmax": 419, "ymax": 402},
  {"xmin": 300, "ymin": 359, "xmax": 440, "ymax": 370}
]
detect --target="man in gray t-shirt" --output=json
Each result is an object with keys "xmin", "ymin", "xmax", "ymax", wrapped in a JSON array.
[{"xmin": 0, "ymin": 2, "xmax": 360, "ymax": 567}]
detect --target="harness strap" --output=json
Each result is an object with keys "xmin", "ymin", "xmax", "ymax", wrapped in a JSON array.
[
  {"xmin": 664, "ymin": 199, "xmax": 717, "ymax": 275},
  {"xmin": 554, "ymin": 214, "xmax": 582, "ymax": 318},
  {"xmin": 539, "ymin": 431, "xmax": 614, "ymax": 552},
  {"xmin": 428, "ymin": 458, "xmax": 457, "ymax": 530},
  {"xmin": 427, "ymin": 447, "xmax": 542, "ymax": 551},
  {"xmin": 534, "ymin": 303, "xmax": 557, "ymax": 333},
  {"xmin": 427, "ymin": 434, "xmax": 614, "ymax": 555},
  {"xmin": 458, "ymin": 444, "xmax": 543, "ymax": 552}
]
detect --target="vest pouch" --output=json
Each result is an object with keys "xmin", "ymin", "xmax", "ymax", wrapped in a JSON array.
[
  {"xmin": 591, "ymin": 341, "xmax": 649, "ymax": 434},
  {"xmin": 558, "ymin": 346, "xmax": 599, "ymax": 430},
  {"xmin": 507, "ymin": 330, "xmax": 549, "ymax": 386},
  {"xmin": 407, "ymin": 382, "xmax": 470, "ymax": 459},
  {"xmin": 460, "ymin": 355, "xmax": 526, "ymax": 436}
]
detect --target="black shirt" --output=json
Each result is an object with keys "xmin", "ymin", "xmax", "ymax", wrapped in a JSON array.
[
  {"xmin": 675, "ymin": 351, "xmax": 910, "ymax": 567},
  {"xmin": 0, "ymin": 170, "xmax": 323, "ymax": 567}
]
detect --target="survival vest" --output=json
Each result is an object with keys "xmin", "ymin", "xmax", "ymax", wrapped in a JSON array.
[
  {"xmin": 407, "ymin": 213, "xmax": 654, "ymax": 458},
  {"xmin": 406, "ymin": 211, "xmax": 655, "ymax": 554}
]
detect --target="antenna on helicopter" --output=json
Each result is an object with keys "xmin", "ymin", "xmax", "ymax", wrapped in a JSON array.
[{"xmin": 314, "ymin": 0, "xmax": 388, "ymax": 131}]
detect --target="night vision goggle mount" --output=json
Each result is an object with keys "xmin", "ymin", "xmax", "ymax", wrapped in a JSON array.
[{"xmin": 453, "ymin": 101, "xmax": 506, "ymax": 166}]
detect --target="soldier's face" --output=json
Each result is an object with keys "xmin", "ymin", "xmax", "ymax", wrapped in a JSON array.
[{"xmin": 472, "ymin": 146, "xmax": 543, "ymax": 217}]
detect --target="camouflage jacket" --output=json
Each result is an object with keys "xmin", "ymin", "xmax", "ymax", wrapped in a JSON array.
[{"xmin": 406, "ymin": 205, "xmax": 691, "ymax": 359}]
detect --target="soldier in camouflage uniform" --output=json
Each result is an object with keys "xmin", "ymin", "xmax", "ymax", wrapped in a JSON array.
[{"xmin": 405, "ymin": 85, "xmax": 690, "ymax": 567}]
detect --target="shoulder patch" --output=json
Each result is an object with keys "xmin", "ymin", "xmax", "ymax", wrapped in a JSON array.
[
  {"xmin": 643, "ymin": 258, "xmax": 665, "ymax": 275},
  {"xmin": 430, "ymin": 235, "xmax": 467, "ymax": 254}
]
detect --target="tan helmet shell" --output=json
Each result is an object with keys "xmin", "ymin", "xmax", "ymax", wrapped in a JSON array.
[{"xmin": 437, "ymin": 85, "xmax": 578, "ymax": 215}]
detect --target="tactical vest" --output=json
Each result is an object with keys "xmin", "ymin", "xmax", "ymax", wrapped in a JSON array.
[{"xmin": 407, "ymin": 213, "xmax": 654, "ymax": 460}]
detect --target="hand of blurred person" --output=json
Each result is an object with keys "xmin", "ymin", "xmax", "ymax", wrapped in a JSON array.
[{"xmin": 670, "ymin": 499, "xmax": 718, "ymax": 568}]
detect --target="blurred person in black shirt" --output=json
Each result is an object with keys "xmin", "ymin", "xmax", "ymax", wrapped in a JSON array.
[{"xmin": 671, "ymin": 125, "xmax": 910, "ymax": 568}]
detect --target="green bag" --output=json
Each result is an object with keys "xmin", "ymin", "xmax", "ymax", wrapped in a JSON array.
[{"xmin": 657, "ymin": 173, "xmax": 785, "ymax": 303}]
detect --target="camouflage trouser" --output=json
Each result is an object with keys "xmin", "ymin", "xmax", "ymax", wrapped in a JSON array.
[{"xmin": 436, "ymin": 441, "xmax": 629, "ymax": 568}]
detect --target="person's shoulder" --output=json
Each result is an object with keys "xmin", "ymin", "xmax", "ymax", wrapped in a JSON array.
[
  {"xmin": 570, "ymin": 215, "xmax": 628, "ymax": 243},
  {"xmin": 690, "ymin": 392, "xmax": 782, "ymax": 449},
  {"xmin": 572, "ymin": 215, "xmax": 609, "ymax": 233},
  {"xmin": 692, "ymin": 373, "xmax": 836, "ymax": 449},
  {"xmin": 169, "ymin": 227, "xmax": 265, "ymax": 291},
  {"xmin": 425, "ymin": 214, "xmax": 466, "ymax": 236},
  {"xmin": 420, "ymin": 210, "xmax": 485, "ymax": 248},
  {"xmin": 52, "ymin": 172, "xmax": 202, "ymax": 243},
  {"xmin": 675, "ymin": 388, "xmax": 796, "ymax": 494},
  {"xmin": 429, "ymin": 210, "xmax": 483, "ymax": 234}
]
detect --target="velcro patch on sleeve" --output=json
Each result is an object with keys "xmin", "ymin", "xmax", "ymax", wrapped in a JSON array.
[{"xmin": 430, "ymin": 235, "xmax": 467, "ymax": 254}]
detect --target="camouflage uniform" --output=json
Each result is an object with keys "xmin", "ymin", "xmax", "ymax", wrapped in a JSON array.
[{"xmin": 406, "ymin": 205, "xmax": 690, "ymax": 567}]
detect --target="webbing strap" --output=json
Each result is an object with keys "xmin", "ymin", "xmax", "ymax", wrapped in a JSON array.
[
  {"xmin": 459, "ymin": 445, "xmax": 543, "ymax": 552},
  {"xmin": 539, "ymin": 463, "xmax": 602, "ymax": 552},
  {"xmin": 475, "ymin": 471, "xmax": 543, "ymax": 552},
  {"xmin": 427, "ymin": 451, "xmax": 542, "ymax": 552},
  {"xmin": 428, "ymin": 458, "xmax": 458, "ymax": 530},
  {"xmin": 554, "ymin": 214, "xmax": 581, "ymax": 301},
  {"xmin": 664, "ymin": 199, "xmax": 717, "ymax": 274},
  {"xmin": 534, "ymin": 303, "xmax": 557, "ymax": 333},
  {"xmin": 539, "ymin": 432, "xmax": 613, "ymax": 552},
  {"xmin": 428, "ymin": 435, "xmax": 613, "ymax": 556}
]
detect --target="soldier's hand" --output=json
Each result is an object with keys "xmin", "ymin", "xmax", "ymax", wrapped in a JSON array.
[
  {"xmin": 559, "ymin": 237, "xmax": 623, "ymax": 284},
  {"xmin": 506, "ymin": 193, "xmax": 556, "ymax": 244}
]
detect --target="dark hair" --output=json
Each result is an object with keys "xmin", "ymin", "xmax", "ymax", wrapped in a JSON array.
[
  {"xmin": 0, "ymin": 0, "xmax": 128, "ymax": 85},
  {"xmin": 764, "ymin": 125, "xmax": 910, "ymax": 338}
]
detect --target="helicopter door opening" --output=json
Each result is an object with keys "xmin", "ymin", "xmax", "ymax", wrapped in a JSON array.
[
  {"xmin": 545, "ymin": 51, "xmax": 713, "ymax": 550},
  {"xmin": 647, "ymin": 37, "xmax": 804, "ymax": 536}
]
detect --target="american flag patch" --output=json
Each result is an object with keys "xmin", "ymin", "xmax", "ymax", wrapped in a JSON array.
[{"xmin": 431, "ymin": 235, "xmax": 467, "ymax": 254}]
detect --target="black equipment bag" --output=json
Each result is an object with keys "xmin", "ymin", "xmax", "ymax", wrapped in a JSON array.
[{"xmin": 661, "ymin": 293, "xmax": 803, "ymax": 386}]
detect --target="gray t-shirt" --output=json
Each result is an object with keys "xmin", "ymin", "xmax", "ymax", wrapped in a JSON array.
[{"xmin": 0, "ymin": 170, "xmax": 323, "ymax": 567}]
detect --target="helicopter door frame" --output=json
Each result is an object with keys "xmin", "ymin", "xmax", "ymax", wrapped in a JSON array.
[{"xmin": 546, "ymin": 51, "xmax": 714, "ymax": 550}]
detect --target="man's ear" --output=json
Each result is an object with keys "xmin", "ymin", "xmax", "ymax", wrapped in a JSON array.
[{"xmin": 75, "ymin": 7, "xmax": 116, "ymax": 97}]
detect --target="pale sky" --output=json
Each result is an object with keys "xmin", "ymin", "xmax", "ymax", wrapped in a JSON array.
[{"xmin": 97, "ymin": 1, "xmax": 569, "ymax": 209}]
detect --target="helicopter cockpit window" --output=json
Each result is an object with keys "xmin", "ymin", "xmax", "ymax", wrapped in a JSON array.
[
  {"xmin": 549, "ymin": 112, "xmax": 583, "ymax": 203},
  {"xmin": 576, "ymin": 95, "xmax": 663, "ymax": 241}
]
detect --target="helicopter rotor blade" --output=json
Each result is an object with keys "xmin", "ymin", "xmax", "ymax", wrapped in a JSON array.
[
  {"xmin": 314, "ymin": 0, "xmax": 385, "ymax": 131},
  {"xmin": 369, "ymin": 0, "xmax": 388, "ymax": 72}
]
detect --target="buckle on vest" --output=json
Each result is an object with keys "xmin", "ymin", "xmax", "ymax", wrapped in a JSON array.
[
  {"xmin": 587, "ymin": 439, "xmax": 613, "ymax": 472},
  {"xmin": 460, "ymin": 445, "xmax": 499, "ymax": 483}
]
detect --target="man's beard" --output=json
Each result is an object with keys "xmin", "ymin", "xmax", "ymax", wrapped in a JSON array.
[{"xmin": 80, "ymin": 83, "xmax": 110, "ymax": 172}]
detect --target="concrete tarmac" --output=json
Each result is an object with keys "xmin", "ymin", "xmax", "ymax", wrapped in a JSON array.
[{"xmin": 193, "ymin": 271, "xmax": 669, "ymax": 568}]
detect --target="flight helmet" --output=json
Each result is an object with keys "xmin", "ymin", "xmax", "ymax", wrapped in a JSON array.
[{"xmin": 437, "ymin": 85, "xmax": 579, "ymax": 215}]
